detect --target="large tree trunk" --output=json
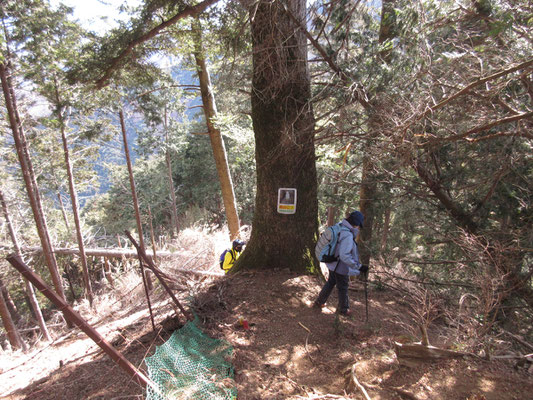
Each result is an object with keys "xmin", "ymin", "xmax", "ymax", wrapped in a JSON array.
[
  {"xmin": 192, "ymin": 18, "xmax": 241, "ymax": 240},
  {"xmin": 236, "ymin": 0, "xmax": 318, "ymax": 273},
  {"xmin": 0, "ymin": 189, "xmax": 51, "ymax": 342},
  {"xmin": 0, "ymin": 63, "xmax": 66, "ymax": 302}
]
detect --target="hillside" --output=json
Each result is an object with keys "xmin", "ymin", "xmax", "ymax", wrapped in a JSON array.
[{"xmin": 1, "ymin": 265, "xmax": 532, "ymax": 400}]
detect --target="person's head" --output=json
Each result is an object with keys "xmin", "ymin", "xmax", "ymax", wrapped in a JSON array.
[
  {"xmin": 232, "ymin": 239, "xmax": 245, "ymax": 252},
  {"xmin": 346, "ymin": 210, "xmax": 364, "ymax": 228}
]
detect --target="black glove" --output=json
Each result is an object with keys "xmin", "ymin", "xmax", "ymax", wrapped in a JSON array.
[{"xmin": 359, "ymin": 264, "xmax": 369, "ymax": 274}]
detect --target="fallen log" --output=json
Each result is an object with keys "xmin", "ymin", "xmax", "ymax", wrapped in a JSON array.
[
  {"xmin": 20, "ymin": 246, "xmax": 225, "ymax": 277},
  {"xmin": 394, "ymin": 342, "xmax": 477, "ymax": 367},
  {"xmin": 20, "ymin": 246, "xmax": 175, "ymax": 259}
]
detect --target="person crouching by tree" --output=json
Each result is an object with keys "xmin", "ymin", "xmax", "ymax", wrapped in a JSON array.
[
  {"xmin": 221, "ymin": 239, "xmax": 245, "ymax": 274},
  {"xmin": 313, "ymin": 210, "xmax": 368, "ymax": 317}
]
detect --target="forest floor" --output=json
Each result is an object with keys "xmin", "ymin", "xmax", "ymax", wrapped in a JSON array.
[{"xmin": 1, "ymin": 244, "xmax": 532, "ymax": 399}]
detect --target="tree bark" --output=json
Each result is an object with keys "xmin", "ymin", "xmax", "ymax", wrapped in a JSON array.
[
  {"xmin": 236, "ymin": 0, "xmax": 318, "ymax": 273},
  {"xmin": 380, "ymin": 205, "xmax": 391, "ymax": 251},
  {"xmin": 0, "ymin": 277, "xmax": 20, "ymax": 326},
  {"xmin": 192, "ymin": 18, "xmax": 241, "ymax": 240},
  {"xmin": 0, "ymin": 286, "xmax": 24, "ymax": 350},
  {"xmin": 0, "ymin": 63, "xmax": 66, "ymax": 301},
  {"xmin": 0, "ymin": 189, "xmax": 51, "ymax": 342},
  {"xmin": 119, "ymin": 109, "xmax": 152, "ymax": 290}
]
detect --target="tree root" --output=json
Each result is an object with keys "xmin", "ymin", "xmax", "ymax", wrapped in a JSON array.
[{"xmin": 345, "ymin": 363, "xmax": 372, "ymax": 400}]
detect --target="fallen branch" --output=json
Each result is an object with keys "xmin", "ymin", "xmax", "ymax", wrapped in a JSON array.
[
  {"xmin": 394, "ymin": 342, "xmax": 478, "ymax": 367},
  {"xmin": 298, "ymin": 321, "xmax": 314, "ymax": 362},
  {"xmin": 504, "ymin": 331, "xmax": 533, "ymax": 352},
  {"xmin": 298, "ymin": 321, "xmax": 311, "ymax": 333},
  {"xmin": 491, "ymin": 353, "xmax": 533, "ymax": 360},
  {"xmin": 125, "ymin": 230, "xmax": 193, "ymax": 321}
]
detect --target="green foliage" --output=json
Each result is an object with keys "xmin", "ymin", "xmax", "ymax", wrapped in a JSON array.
[{"xmin": 85, "ymin": 114, "xmax": 256, "ymax": 236}]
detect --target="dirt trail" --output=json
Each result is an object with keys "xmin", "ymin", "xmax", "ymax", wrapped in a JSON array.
[{"xmin": 2, "ymin": 269, "xmax": 531, "ymax": 399}]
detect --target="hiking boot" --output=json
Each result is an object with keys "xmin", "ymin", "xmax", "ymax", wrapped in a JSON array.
[
  {"xmin": 313, "ymin": 301, "xmax": 326, "ymax": 309},
  {"xmin": 337, "ymin": 309, "xmax": 352, "ymax": 317}
]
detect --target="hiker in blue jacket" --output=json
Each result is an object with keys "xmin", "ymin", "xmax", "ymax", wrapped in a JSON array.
[{"xmin": 313, "ymin": 210, "xmax": 368, "ymax": 316}]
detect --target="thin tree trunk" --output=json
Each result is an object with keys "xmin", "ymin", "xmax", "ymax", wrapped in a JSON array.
[
  {"xmin": 326, "ymin": 175, "xmax": 339, "ymax": 227},
  {"xmin": 0, "ymin": 189, "xmax": 51, "ymax": 342},
  {"xmin": 0, "ymin": 190, "xmax": 27, "ymax": 348},
  {"xmin": 148, "ymin": 207, "xmax": 158, "ymax": 264},
  {"xmin": 57, "ymin": 192, "xmax": 71, "ymax": 234},
  {"xmin": 0, "ymin": 286, "xmax": 24, "ymax": 350},
  {"xmin": 381, "ymin": 205, "xmax": 391, "ymax": 251},
  {"xmin": 57, "ymin": 103, "xmax": 94, "ymax": 306},
  {"xmin": 192, "ymin": 18, "xmax": 240, "ymax": 240},
  {"xmin": 0, "ymin": 278, "xmax": 20, "ymax": 324},
  {"xmin": 164, "ymin": 108, "xmax": 180, "ymax": 237},
  {"xmin": 358, "ymin": 0, "xmax": 397, "ymax": 267},
  {"xmin": 7, "ymin": 254, "xmax": 156, "ymax": 390},
  {"xmin": 359, "ymin": 151, "xmax": 377, "ymax": 266},
  {"xmin": 119, "ymin": 109, "xmax": 152, "ymax": 290},
  {"xmin": 0, "ymin": 63, "xmax": 66, "ymax": 302}
]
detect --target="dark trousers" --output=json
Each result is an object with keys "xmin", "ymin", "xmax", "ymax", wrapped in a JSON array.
[{"xmin": 316, "ymin": 271, "xmax": 350, "ymax": 313}]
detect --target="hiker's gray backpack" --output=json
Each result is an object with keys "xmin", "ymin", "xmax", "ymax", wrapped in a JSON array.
[{"xmin": 315, "ymin": 223, "xmax": 344, "ymax": 263}]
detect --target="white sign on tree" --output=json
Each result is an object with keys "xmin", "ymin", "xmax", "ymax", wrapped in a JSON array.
[{"xmin": 277, "ymin": 188, "xmax": 297, "ymax": 214}]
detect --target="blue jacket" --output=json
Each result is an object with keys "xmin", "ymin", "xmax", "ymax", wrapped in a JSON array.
[{"xmin": 326, "ymin": 219, "xmax": 362, "ymax": 276}]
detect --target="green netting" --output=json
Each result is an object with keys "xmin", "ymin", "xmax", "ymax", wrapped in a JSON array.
[{"xmin": 145, "ymin": 319, "xmax": 237, "ymax": 400}]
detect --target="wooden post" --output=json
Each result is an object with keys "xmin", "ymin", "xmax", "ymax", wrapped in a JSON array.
[{"xmin": 6, "ymin": 254, "xmax": 158, "ymax": 390}]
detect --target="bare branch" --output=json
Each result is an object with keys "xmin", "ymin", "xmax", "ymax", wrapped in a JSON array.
[
  {"xmin": 428, "ymin": 59, "xmax": 533, "ymax": 114},
  {"xmin": 419, "ymin": 110, "xmax": 533, "ymax": 145}
]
